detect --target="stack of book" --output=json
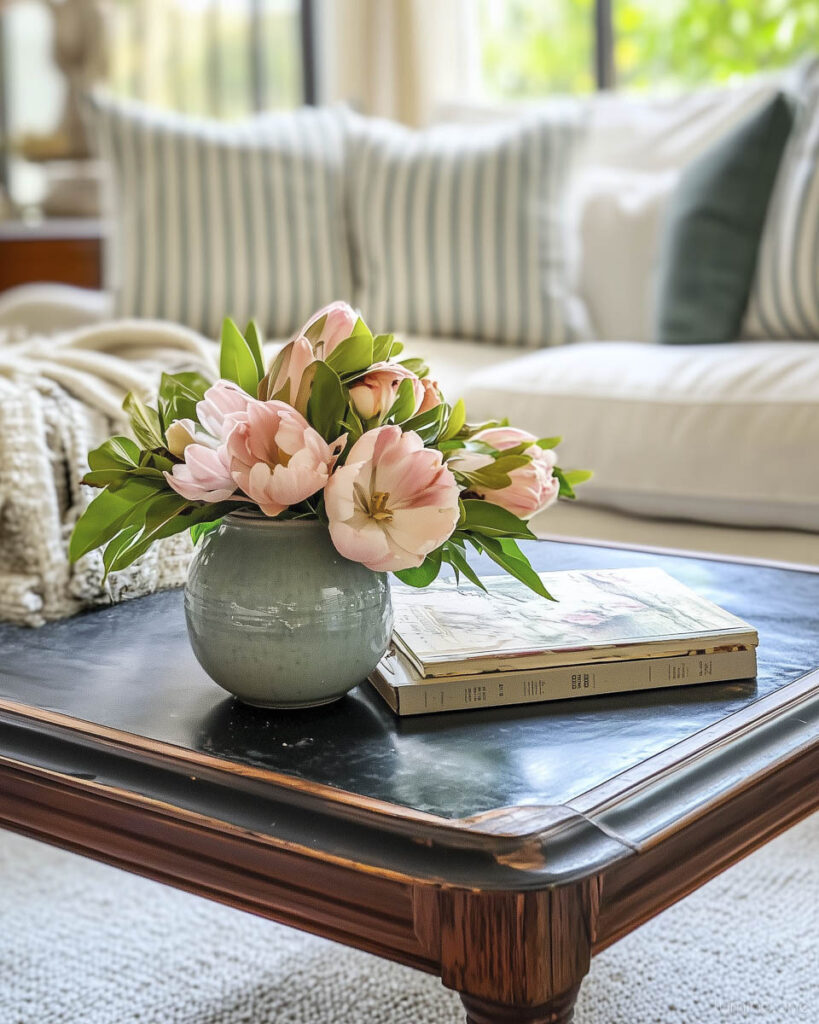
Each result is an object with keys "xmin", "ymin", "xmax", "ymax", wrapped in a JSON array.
[{"xmin": 368, "ymin": 567, "xmax": 758, "ymax": 716}]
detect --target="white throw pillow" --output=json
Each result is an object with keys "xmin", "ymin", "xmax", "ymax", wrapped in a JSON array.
[
  {"xmin": 461, "ymin": 340, "xmax": 819, "ymax": 531},
  {"xmin": 345, "ymin": 109, "xmax": 590, "ymax": 347},
  {"xmin": 86, "ymin": 95, "xmax": 354, "ymax": 339}
]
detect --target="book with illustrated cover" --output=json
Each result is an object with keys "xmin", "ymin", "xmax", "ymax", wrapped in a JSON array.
[
  {"xmin": 369, "ymin": 644, "xmax": 757, "ymax": 716},
  {"xmin": 390, "ymin": 567, "xmax": 758, "ymax": 679}
]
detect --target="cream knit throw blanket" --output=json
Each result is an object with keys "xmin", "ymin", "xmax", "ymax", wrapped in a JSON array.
[{"xmin": 0, "ymin": 320, "xmax": 219, "ymax": 626}]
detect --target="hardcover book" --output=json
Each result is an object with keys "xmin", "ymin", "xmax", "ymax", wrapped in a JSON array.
[{"xmin": 387, "ymin": 565, "xmax": 757, "ymax": 677}]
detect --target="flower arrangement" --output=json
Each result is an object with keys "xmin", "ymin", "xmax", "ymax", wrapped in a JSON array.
[{"xmin": 70, "ymin": 302, "xmax": 590, "ymax": 598}]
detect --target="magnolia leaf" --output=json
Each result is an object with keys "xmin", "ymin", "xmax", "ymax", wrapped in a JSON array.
[
  {"xmin": 190, "ymin": 518, "xmax": 224, "ymax": 545},
  {"xmin": 68, "ymin": 476, "xmax": 167, "ymax": 563},
  {"xmin": 384, "ymin": 377, "xmax": 417, "ymax": 425},
  {"xmin": 441, "ymin": 398, "xmax": 466, "ymax": 442},
  {"xmin": 325, "ymin": 332, "xmax": 374, "ymax": 376},
  {"xmin": 158, "ymin": 371, "xmax": 211, "ymax": 429},
  {"xmin": 553, "ymin": 466, "xmax": 593, "ymax": 500},
  {"xmin": 402, "ymin": 402, "xmax": 446, "ymax": 444},
  {"xmin": 372, "ymin": 333, "xmax": 402, "ymax": 362},
  {"xmin": 457, "ymin": 417, "xmax": 508, "ymax": 439},
  {"xmin": 122, "ymin": 392, "xmax": 164, "ymax": 450},
  {"xmin": 220, "ymin": 317, "xmax": 261, "ymax": 395},
  {"xmin": 102, "ymin": 525, "xmax": 142, "ymax": 576},
  {"xmin": 442, "ymin": 542, "xmax": 486, "ymax": 591},
  {"xmin": 536, "ymin": 436, "xmax": 562, "ymax": 450},
  {"xmin": 307, "ymin": 361, "xmax": 347, "ymax": 442},
  {"xmin": 563, "ymin": 468, "xmax": 593, "ymax": 486},
  {"xmin": 460, "ymin": 499, "xmax": 536, "ymax": 540},
  {"xmin": 398, "ymin": 356, "xmax": 428, "ymax": 378},
  {"xmin": 393, "ymin": 548, "xmax": 443, "ymax": 588},
  {"xmin": 82, "ymin": 466, "xmax": 166, "ymax": 490},
  {"xmin": 244, "ymin": 320, "xmax": 266, "ymax": 380},
  {"xmin": 87, "ymin": 436, "xmax": 141, "ymax": 472},
  {"xmin": 303, "ymin": 313, "xmax": 328, "ymax": 344},
  {"xmin": 478, "ymin": 535, "xmax": 555, "ymax": 600}
]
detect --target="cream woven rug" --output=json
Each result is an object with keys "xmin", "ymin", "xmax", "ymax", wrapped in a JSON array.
[{"xmin": 0, "ymin": 815, "xmax": 816, "ymax": 1024}]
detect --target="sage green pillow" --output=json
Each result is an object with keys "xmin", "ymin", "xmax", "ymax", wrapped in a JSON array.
[{"xmin": 655, "ymin": 93, "xmax": 795, "ymax": 345}]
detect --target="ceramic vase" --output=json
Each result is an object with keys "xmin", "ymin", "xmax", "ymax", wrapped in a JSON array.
[{"xmin": 184, "ymin": 512, "xmax": 393, "ymax": 708}]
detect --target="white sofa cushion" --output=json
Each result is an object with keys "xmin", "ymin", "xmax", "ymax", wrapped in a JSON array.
[{"xmin": 458, "ymin": 340, "xmax": 819, "ymax": 531}]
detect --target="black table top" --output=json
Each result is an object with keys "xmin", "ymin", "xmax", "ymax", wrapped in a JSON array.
[{"xmin": 1, "ymin": 540, "xmax": 817, "ymax": 825}]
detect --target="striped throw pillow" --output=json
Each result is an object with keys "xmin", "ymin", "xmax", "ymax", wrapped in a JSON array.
[
  {"xmin": 346, "ymin": 110, "xmax": 588, "ymax": 347},
  {"xmin": 743, "ymin": 58, "xmax": 819, "ymax": 339},
  {"xmin": 87, "ymin": 96, "xmax": 354, "ymax": 338}
]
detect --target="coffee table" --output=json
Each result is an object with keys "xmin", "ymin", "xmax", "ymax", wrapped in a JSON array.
[{"xmin": 0, "ymin": 540, "xmax": 817, "ymax": 1023}]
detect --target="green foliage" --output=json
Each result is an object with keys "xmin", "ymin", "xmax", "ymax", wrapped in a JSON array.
[
  {"xmin": 307, "ymin": 361, "xmax": 348, "ymax": 442},
  {"xmin": 122, "ymin": 393, "xmax": 164, "ymax": 450},
  {"xmin": 325, "ymin": 332, "xmax": 375, "ymax": 377},
  {"xmin": 244, "ymin": 321, "xmax": 266, "ymax": 380},
  {"xmin": 220, "ymin": 317, "xmax": 261, "ymax": 396},
  {"xmin": 158, "ymin": 371, "xmax": 211, "ymax": 429},
  {"xmin": 480, "ymin": 0, "xmax": 818, "ymax": 98}
]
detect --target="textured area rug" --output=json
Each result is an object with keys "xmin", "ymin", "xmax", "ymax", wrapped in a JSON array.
[{"xmin": 0, "ymin": 815, "xmax": 816, "ymax": 1024}]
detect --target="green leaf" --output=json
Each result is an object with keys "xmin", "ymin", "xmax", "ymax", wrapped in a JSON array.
[
  {"xmin": 536, "ymin": 436, "xmax": 562, "ymax": 450},
  {"xmin": 306, "ymin": 361, "xmax": 348, "ymax": 442},
  {"xmin": 303, "ymin": 312, "xmax": 328, "ymax": 344},
  {"xmin": 157, "ymin": 371, "xmax": 211, "ymax": 429},
  {"xmin": 220, "ymin": 317, "xmax": 261, "ymax": 395},
  {"xmin": 384, "ymin": 377, "xmax": 417, "ymax": 425},
  {"xmin": 87, "ymin": 436, "xmax": 141, "ymax": 472},
  {"xmin": 460, "ymin": 499, "xmax": 536, "ymax": 540},
  {"xmin": 402, "ymin": 402, "xmax": 446, "ymax": 444},
  {"xmin": 562, "ymin": 468, "xmax": 593, "ymax": 486},
  {"xmin": 190, "ymin": 518, "xmax": 224, "ymax": 545},
  {"xmin": 122, "ymin": 392, "xmax": 164, "ymax": 450},
  {"xmin": 441, "ymin": 398, "xmax": 466, "ymax": 442},
  {"xmin": 553, "ymin": 467, "xmax": 593, "ymax": 500},
  {"xmin": 82, "ymin": 466, "xmax": 165, "ymax": 490},
  {"xmin": 244, "ymin": 320, "xmax": 266, "ymax": 380},
  {"xmin": 459, "ymin": 453, "xmax": 531, "ymax": 492},
  {"xmin": 477, "ymin": 536, "xmax": 555, "ymax": 600},
  {"xmin": 325, "ymin": 332, "xmax": 374, "ymax": 376},
  {"xmin": 393, "ymin": 548, "xmax": 443, "ymax": 588},
  {"xmin": 442, "ymin": 542, "xmax": 487, "ymax": 591},
  {"xmin": 372, "ymin": 333, "xmax": 402, "ymax": 361},
  {"xmin": 398, "ymin": 357, "xmax": 428, "ymax": 378},
  {"xmin": 68, "ymin": 476, "xmax": 167, "ymax": 563},
  {"xmin": 102, "ymin": 524, "xmax": 142, "ymax": 576}
]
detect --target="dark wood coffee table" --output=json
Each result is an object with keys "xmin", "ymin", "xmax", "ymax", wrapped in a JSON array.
[{"xmin": 0, "ymin": 540, "xmax": 817, "ymax": 1023}]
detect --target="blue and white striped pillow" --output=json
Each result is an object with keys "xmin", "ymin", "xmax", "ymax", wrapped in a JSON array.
[
  {"xmin": 87, "ymin": 96, "xmax": 354, "ymax": 338},
  {"xmin": 346, "ymin": 109, "xmax": 588, "ymax": 347},
  {"xmin": 744, "ymin": 57, "xmax": 819, "ymax": 340}
]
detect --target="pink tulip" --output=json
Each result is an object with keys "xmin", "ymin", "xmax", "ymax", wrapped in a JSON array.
[
  {"xmin": 224, "ymin": 400, "xmax": 346, "ymax": 517},
  {"xmin": 348, "ymin": 362, "xmax": 425, "ymax": 421},
  {"xmin": 164, "ymin": 443, "xmax": 236, "ymax": 503},
  {"xmin": 325, "ymin": 426, "xmax": 460, "ymax": 572},
  {"xmin": 297, "ymin": 300, "xmax": 359, "ymax": 359},
  {"xmin": 417, "ymin": 377, "xmax": 443, "ymax": 415},
  {"xmin": 261, "ymin": 336, "xmax": 316, "ymax": 412},
  {"xmin": 451, "ymin": 426, "xmax": 559, "ymax": 520},
  {"xmin": 196, "ymin": 380, "xmax": 255, "ymax": 440}
]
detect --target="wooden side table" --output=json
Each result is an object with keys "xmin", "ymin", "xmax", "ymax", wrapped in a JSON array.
[{"xmin": 0, "ymin": 218, "xmax": 104, "ymax": 293}]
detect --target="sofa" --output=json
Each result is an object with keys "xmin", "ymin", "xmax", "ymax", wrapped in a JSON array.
[{"xmin": 1, "ymin": 62, "xmax": 818, "ymax": 572}]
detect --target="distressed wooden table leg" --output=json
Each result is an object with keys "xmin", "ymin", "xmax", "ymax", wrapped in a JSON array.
[
  {"xmin": 460, "ymin": 984, "xmax": 581, "ymax": 1023},
  {"xmin": 421, "ymin": 882, "xmax": 596, "ymax": 1024}
]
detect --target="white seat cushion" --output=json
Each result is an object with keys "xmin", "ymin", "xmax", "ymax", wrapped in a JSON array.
[{"xmin": 459, "ymin": 340, "xmax": 819, "ymax": 531}]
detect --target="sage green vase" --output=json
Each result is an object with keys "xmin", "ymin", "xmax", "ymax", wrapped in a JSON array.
[{"xmin": 184, "ymin": 513, "xmax": 393, "ymax": 708}]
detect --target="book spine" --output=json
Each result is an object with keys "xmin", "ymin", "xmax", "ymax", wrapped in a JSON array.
[{"xmin": 383, "ymin": 648, "xmax": 757, "ymax": 716}]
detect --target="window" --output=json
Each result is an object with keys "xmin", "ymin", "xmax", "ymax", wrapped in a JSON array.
[{"xmin": 479, "ymin": 0, "xmax": 819, "ymax": 96}]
